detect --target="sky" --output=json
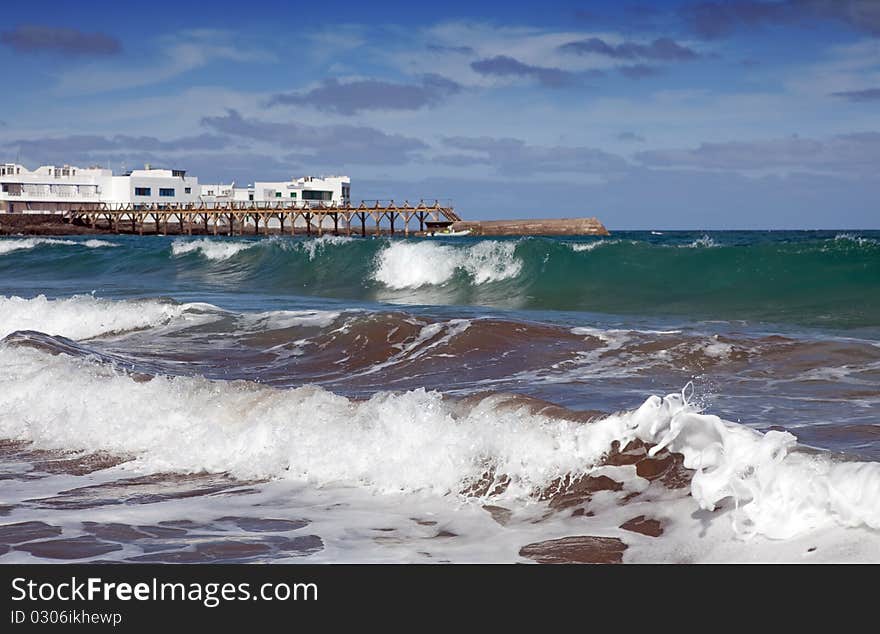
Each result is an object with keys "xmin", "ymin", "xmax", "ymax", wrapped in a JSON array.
[{"xmin": 1, "ymin": 0, "xmax": 879, "ymax": 229}]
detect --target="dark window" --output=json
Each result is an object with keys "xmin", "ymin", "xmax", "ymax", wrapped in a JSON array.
[
  {"xmin": 135, "ymin": 187, "xmax": 151, "ymax": 196},
  {"xmin": 275, "ymin": 191, "xmax": 282, "ymax": 198},
  {"xmin": 159, "ymin": 188, "xmax": 175, "ymax": 197},
  {"xmin": 172, "ymin": 170, "xmax": 186, "ymax": 178},
  {"xmin": 1, "ymin": 184, "xmax": 7, "ymax": 192},
  {"xmin": 184, "ymin": 187, "xmax": 191, "ymax": 194},
  {"xmin": 290, "ymin": 192, "xmax": 297, "ymax": 198},
  {"xmin": 302, "ymin": 190, "xmax": 332, "ymax": 201},
  {"xmin": 248, "ymin": 194, "xmax": 254, "ymax": 201}
]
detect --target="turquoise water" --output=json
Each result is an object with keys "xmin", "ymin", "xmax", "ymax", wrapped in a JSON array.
[{"xmin": 1, "ymin": 230, "xmax": 878, "ymax": 330}]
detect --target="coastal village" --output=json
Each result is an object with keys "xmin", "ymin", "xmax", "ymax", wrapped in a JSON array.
[
  {"xmin": 0, "ymin": 161, "xmax": 608, "ymax": 237},
  {"xmin": 0, "ymin": 161, "xmax": 351, "ymax": 211}
]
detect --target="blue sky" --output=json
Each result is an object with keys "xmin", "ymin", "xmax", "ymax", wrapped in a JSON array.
[{"xmin": 2, "ymin": 0, "xmax": 878, "ymax": 228}]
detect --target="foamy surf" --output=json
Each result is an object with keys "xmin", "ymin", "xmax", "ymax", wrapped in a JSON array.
[
  {"xmin": 170, "ymin": 236, "xmax": 358, "ymax": 263},
  {"xmin": 295, "ymin": 235, "xmax": 356, "ymax": 260},
  {"xmin": 568, "ymin": 239, "xmax": 620, "ymax": 252},
  {"xmin": 2, "ymin": 343, "xmax": 879, "ymax": 544},
  {"xmin": 171, "ymin": 238, "xmax": 257, "ymax": 260},
  {"xmin": 682, "ymin": 235, "xmax": 719, "ymax": 248},
  {"xmin": 0, "ymin": 230, "xmax": 878, "ymax": 564},
  {"xmin": 373, "ymin": 240, "xmax": 522, "ymax": 288},
  {"xmin": 834, "ymin": 233, "xmax": 879, "ymax": 248},
  {"xmin": 0, "ymin": 294, "xmax": 214, "ymax": 340},
  {"xmin": 0, "ymin": 237, "xmax": 117, "ymax": 255}
]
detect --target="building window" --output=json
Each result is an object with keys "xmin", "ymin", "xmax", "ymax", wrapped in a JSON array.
[
  {"xmin": 159, "ymin": 188, "xmax": 175, "ymax": 197},
  {"xmin": 135, "ymin": 187, "xmax": 151, "ymax": 196},
  {"xmin": 172, "ymin": 170, "xmax": 186, "ymax": 178},
  {"xmin": 275, "ymin": 191, "xmax": 282, "ymax": 198},
  {"xmin": 249, "ymin": 194, "xmax": 254, "ymax": 201},
  {"xmin": 1, "ymin": 184, "xmax": 7, "ymax": 192},
  {"xmin": 290, "ymin": 192, "xmax": 297, "ymax": 198},
  {"xmin": 302, "ymin": 190, "xmax": 332, "ymax": 201},
  {"xmin": 184, "ymin": 187, "xmax": 192, "ymax": 194}
]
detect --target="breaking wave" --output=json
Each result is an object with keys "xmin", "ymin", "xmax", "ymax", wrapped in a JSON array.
[
  {"xmin": 171, "ymin": 238, "xmax": 256, "ymax": 261},
  {"xmin": 0, "ymin": 294, "xmax": 216, "ymax": 340},
  {"xmin": 1, "ymin": 343, "xmax": 878, "ymax": 540},
  {"xmin": 372, "ymin": 240, "xmax": 522, "ymax": 288},
  {"xmin": 3, "ymin": 233, "xmax": 879, "ymax": 327},
  {"xmin": 0, "ymin": 237, "xmax": 117, "ymax": 255}
]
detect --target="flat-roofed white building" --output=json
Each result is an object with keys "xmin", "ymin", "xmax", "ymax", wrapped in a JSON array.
[
  {"xmin": 1, "ymin": 162, "xmax": 351, "ymax": 212},
  {"xmin": 0, "ymin": 163, "xmax": 112, "ymax": 212},
  {"xmin": 199, "ymin": 182, "xmax": 236, "ymax": 203},
  {"xmin": 0, "ymin": 162, "xmax": 199, "ymax": 211},
  {"xmin": 111, "ymin": 165, "xmax": 200, "ymax": 205},
  {"xmin": 252, "ymin": 175, "xmax": 350, "ymax": 206},
  {"xmin": 233, "ymin": 187, "xmax": 254, "ymax": 202}
]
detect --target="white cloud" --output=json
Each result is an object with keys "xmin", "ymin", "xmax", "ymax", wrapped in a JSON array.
[{"xmin": 55, "ymin": 30, "xmax": 276, "ymax": 96}]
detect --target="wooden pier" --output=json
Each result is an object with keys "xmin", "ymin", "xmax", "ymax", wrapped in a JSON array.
[{"xmin": 60, "ymin": 200, "xmax": 461, "ymax": 237}]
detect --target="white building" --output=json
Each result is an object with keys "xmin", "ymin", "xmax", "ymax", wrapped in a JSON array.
[
  {"xmin": 110, "ymin": 165, "xmax": 200, "ymax": 205},
  {"xmin": 199, "ymin": 182, "xmax": 236, "ymax": 203},
  {"xmin": 1, "ymin": 162, "xmax": 351, "ymax": 212},
  {"xmin": 0, "ymin": 163, "xmax": 111, "ymax": 212},
  {"xmin": 251, "ymin": 175, "xmax": 350, "ymax": 206},
  {"xmin": 0, "ymin": 162, "xmax": 198, "ymax": 212}
]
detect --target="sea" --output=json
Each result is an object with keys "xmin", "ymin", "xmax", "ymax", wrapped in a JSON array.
[{"xmin": 0, "ymin": 229, "xmax": 878, "ymax": 563}]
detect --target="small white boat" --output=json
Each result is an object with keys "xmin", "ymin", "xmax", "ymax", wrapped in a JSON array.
[{"xmin": 427, "ymin": 229, "xmax": 472, "ymax": 237}]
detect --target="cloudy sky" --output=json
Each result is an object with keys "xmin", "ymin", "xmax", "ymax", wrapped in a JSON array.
[{"xmin": 2, "ymin": 0, "xmax": 879, "ymax": 228}]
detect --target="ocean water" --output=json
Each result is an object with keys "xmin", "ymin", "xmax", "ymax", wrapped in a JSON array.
[{"xmin": 0, "ymin": 230, "xmax": 879, "ymax": 563}]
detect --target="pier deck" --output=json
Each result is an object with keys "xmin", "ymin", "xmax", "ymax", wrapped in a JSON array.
[{"xmin": 60, "ymin": 200, "xmax": 461, "ymax": 237}]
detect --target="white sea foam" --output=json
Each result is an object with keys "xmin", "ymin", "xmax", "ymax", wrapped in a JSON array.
[
  {"xmin": 682, "ymin": 235, "xmax": 719, "ymax": 248},
  {"xmin": 239, "ymin": 309, "xmax": 343, "ymax": 331},
  {"xmin": 834, "ymin": 233, "xmax": 879, "ymax": 247},
  {"xmin": 352, "ymin": 318, "xmax": 472, "ymax": 376},
  {"xmin": 82, "ymin": 239, "xmax": 118, "ymax": 248},
  {"xmin": 700, "ymin": 337, "xmax": 734, "ymax": 359},
  {"xmin": 171, "ymin": 238, "xmax": 255, "ymax": 261},
  {"xmin": 0, "ymin": 294, "xmax": 213, "ymax": 340},
  {"xmin": 569, "ymin": 240, "xmax": 618, "ymax": 252},
  {"xmin": 295, "ymin": 235, "xmax": 355, "ymax": 261},
  {"xmin": 0, "ymin": 237, "xmax": 117, "ymax": 255},
  {"xmin": 571, "ymin": 326, "xmax": 632, "ymax": 350},
  {"xmin": 571, "ymin": 326, "xmax": 681, "ymax": 346},
  {"xmin": 373, "ymin": 241, "xmax": 522, "ymax": 289},
  {"xmin": 2, "ymin": 344, "xmax": 879, "ymax": 542}
]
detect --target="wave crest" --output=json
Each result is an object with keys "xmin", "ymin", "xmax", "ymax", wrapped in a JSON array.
[
  {"xmin": 0, "ymin": 294, "xmax": 214, "ymax": 340},
  {"xmin": 2, "ymin": 345, "xmax": 879, "ymax": 540},
  {"xmin": 171, "ymin": 239, "xmax": 255, "ymax": 261},
  {"xmin": 373, "ymin": 241, "xmax": 522, "ymax": 289},
  {"xmin": 0, "ymin": 237, "xmax": 117, "ymax": 255}
]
